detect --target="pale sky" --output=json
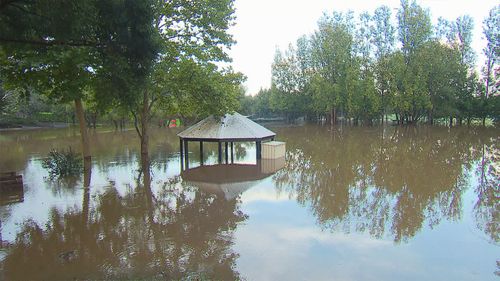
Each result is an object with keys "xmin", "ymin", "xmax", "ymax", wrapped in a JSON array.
[{"xmin": 227, "ymin": 0, "xmax": 499, "ymax": 95}]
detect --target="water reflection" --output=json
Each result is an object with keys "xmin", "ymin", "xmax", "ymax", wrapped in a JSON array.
[
  {"xmin": 0, "ymin": 125, "xmax": 498, "ymax": 280},
  {"xmin": 272, "ymin": 125, "xmax": 499, "ymax": 243},
  {"xmin": 2, "ymin": 162, "xmax": 247, "ymax": 280},
  {"xmin": 474, "ymin": 139, "xmax": 500, "ymax": 243},
  {"xmin": 181, "ymin": 158, "xmax": 285, "ymax": 200},
  {"xmin": 0, "ymin": 174, "xmax": 23, "ymax": 206}
]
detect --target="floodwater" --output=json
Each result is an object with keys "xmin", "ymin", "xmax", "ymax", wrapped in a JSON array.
[{"xmin": 0, "ymin": 124, "xmax": 498, "ymax": 281}]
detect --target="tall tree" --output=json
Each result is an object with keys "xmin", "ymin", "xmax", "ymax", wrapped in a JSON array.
[
  {"xmin": 436, "ymin": 15, "xmax": 475, "ymax": 67},
  {"xmin": 372, "ymin": 6, "xmax": 396, "ymax": 60},
  {"xmin": 351, "ymin": 12, "xmax": 381, "ymax": 124},
  {"xmin": 371, "ymin": 6, "xmax": 396, "ymax": 122},
  {"xmin": 393, "ymin": 0, "xmax": 433, "ymax": 124},
  {"xmin": 125, "ymin": 0, "xmax": 240, "ymax": 164},
  {"xmin": 271, "ymin": 45, "xmax": 312, "ymax": 121},
  {"xmin": 482, "ymin": 5, "xmax": 499, "ymax": 99},
  {"xmin": 397, "ymin": 0, "xmax": 432, "ymax": 64},
  {"xmin": 310, "ymin": 12, "xmax": 355, "ymax": 125},
  {"xmin": 0, "ymin": 0, "xmax": 160, "ymax": 161}
]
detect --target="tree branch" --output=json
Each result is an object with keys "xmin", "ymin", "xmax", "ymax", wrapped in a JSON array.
[
  {"xmin": 0, "ymin": 37, "xmax": 100, "ymax": 48},
  {"xmin": 0, "ymin": 0, "xmax": 20, "ymax": 11},
  {"xmin": 131, "ymin": 110, "xmax": 142, "ymax": 139},
  {"xmin": 9, "ymin": 3, "xmax": 50, "ymax": 20}
]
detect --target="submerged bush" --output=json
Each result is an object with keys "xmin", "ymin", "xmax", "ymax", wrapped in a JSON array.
[{"xmin": 42, "ymin": 147, "xmax": 83, "ymax": 178}]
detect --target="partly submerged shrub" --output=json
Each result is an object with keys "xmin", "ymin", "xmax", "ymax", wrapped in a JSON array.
[{"xmin": 42, "ymin": 147, "xmax": 83, "ymax": 178}]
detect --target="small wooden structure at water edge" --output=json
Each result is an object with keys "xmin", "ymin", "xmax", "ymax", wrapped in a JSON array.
[
  {"xmin": 0, "ymin": 172, "xmax": 24, "ymax": 205},
  {"xmin": 177, "ymin": 112, "xmax": 284, "ymax": 169}
]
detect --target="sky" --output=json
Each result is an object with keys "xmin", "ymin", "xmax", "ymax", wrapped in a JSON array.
[{"xmin": 227, "ymin": 0, "xmax": 499, "ymax": 95}]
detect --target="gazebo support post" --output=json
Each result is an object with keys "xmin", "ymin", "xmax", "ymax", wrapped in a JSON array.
[
  {"xmin": 230, "ymin": 142, "xmax": 234, "ymax": 163},
  {"xmin": 199, "ymin": 141, "xmax": 204, "ymax": 165},
  {"xmin": 179, "ymin": 138, "xmax": 184, "ymax": 170},
  {"xmin": 256, "ymin": 140, "xmax": 262, "ymax": 160},
  {"xmin": 225, "ymin": 142, "xmax": 229, "ymax": 163},
  {"xmin": 218, "ymin": 141, "xmax": 222, "ymax": 163},
  {"xmin": 184, "ymin": 140, "xmax": 189, "ymax": 169}
]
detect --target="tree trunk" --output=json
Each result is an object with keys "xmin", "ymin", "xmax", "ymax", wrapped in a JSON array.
[
  {"xmin": 482, "ymin": 117, "xmax": 486, "ymax": 126},
  {"xmin": 74, "ymin": 99, "xmax": 91, "ymax": 160},
  {"xmin": 330, "ymin": 108, "xmax": 335, "ymax": 127},
  {"xmin": 140, "ymin": 90, "xmax": 150, "ymax": 164},
  {"xmin": 92, "ymin": 113, "xmax": 97, "ymax": 129},
  {"xmin": 449, "ymin": 116, "xmax": 453, "ymax": 127}
]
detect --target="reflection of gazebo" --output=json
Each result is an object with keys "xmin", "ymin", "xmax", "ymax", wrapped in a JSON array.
[
  {"xmin": 181, "ymin": 162, "xmax": 283, "ymax": 200},
  {"xmin": 177, "ymin": 112, "xmax": 275, "ymax": 169}
]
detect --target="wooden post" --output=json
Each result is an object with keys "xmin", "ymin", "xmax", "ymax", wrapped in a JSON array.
[
  {"xmin": 256, "ymin": 140, "xmax": 262, "ymax": 160},
  {"xmin": 225, "ymin": 142, "xmax": 229, "ymax": 163},
  {"xmin": 199, "ymin": 141, "xmax": 204, "ymax": 166},
  {"xmin": 184, "ymin": 140, "xmax": 189, "ymax": 169},
  {"xmin": 179, "ymin": 138, "xmax": 184, "ymax": 170},
  {"xmin": 218, "ymin": 141, "xmax": 222, "ymax": 163},
  {"xmin": 230, "ymin": 142, "xmax": 234, "ymax": 163}
]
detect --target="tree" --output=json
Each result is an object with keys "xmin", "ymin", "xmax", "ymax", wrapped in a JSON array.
[
  {"xmin": 418, "ymin": 41, "xmax": 465, "ymax": 124},
  {"xmin": 350, "ymin": 12, "xmax": 381, "ymax": 124},
  {"xmin": 392, "ymin": 0, "xmax": 434, "ymax": 124},
  {"xmin": 481, "ymin": 6, "xmax": 499, "ymax": 98},
  {"xmin": 122, "ymin": 0, "xmax": 241, "ymax": 165},
  {"xmin": 252, "ymin": 88, "xmax": 275, "ymax": 118},
  {"xmin": 0, "ymin": 0, "xmax": 160, "ymax": 160},
  {"xmin": 310, "ymin": 12, "xmax": 356, "ymax": 125},
  {"xmin": 271, "ymin": 46, "xmax": 311, "ymax": 121},
  {"xmin": 371, "ymin": 6, "xmax": 396, "ymax": 122},
  {"xmin": 397, "ymin": 0, "xmax": 432, "ymax": 63},
  {"xmin": 372, "ymin": 6, "xmax": 396, "ymax": 60}
]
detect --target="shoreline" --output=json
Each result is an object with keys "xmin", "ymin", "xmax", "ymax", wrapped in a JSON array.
[{"xmin": 0, "ymin": 122, "xmax": 70, "ymax": 132}]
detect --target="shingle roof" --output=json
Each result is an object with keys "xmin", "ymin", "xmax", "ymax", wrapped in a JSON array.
[{"xmin": 177, "ymin": 112, "xmax": 275, "ymax": 140}]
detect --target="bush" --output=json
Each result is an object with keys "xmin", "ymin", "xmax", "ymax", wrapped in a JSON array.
[{"xmin": 42, "ymin": 147, "xmax": 83, "ymax": 178}]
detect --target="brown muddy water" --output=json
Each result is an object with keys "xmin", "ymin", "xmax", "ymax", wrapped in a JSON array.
[{"xmin": 0, "ymin": 124, "xmax": 498, "ymax": 281}]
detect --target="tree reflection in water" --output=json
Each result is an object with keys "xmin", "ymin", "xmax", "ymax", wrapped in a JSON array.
[
  {"xmin": 2, "ymin": 159, "xmax": 247, "ymax": 281},
  {"xmin": 474, "ymin": 136, "xmax": 499, "ymax": 243},
  {"xmin": 273, "ymin": 125, "xmax": 499, "ymax": 243}
]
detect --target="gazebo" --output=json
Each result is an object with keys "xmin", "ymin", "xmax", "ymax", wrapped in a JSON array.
[{"xmin": 177, "ymin": 112, "xmax": 275, "ymax": 169}]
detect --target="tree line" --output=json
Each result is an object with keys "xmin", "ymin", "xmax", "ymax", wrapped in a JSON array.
[
  {"xmin": 0, "ymin": 0, "xmax": 243, "ymax": 164},
  {"xmin": 242, "ymin": 1, "xmax": 499, "ymax": 126}
]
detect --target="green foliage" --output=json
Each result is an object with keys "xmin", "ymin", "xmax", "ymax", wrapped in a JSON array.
[
  {"xmin": 150, "ymin": 59, "xmax": 244, "ymax": 120},
  {"xmin": 397, "ymin": 0, "xmax": 432, "ymax": 61},
  {"xmin": 0, "ymin": 0, "xmax": 162, "ymax": 109},
  {"xmin": 0, "ymin": 80, "xmax": 15, "ymax": 115},
  {"xmin": 270, "ymin": 46, "xmax": 312, "ymax": 119},
  {"xmin": 481, "ymin": 5, "xmax": 499, "ymax": 99},
  {"xmin": 42, "ymin": 147, "xmax": 83, "ymax": 178},
  {"xmin": 254, "ymin": 0, "xmax": 497, "ymax": 125}
]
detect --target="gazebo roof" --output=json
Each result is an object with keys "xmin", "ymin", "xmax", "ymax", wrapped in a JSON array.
[{"xmin": 177, "ymin": 112, "xmax": 275, "ymax": 141}]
